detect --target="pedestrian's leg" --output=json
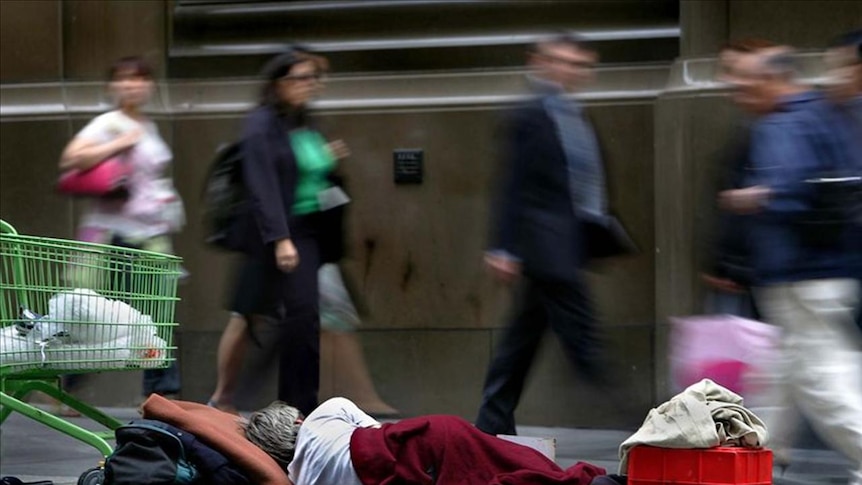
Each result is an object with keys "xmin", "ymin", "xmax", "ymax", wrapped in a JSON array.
[
  {"xmin": 208, "ymin": 312, "xmax": 249, "ymax": 412},
  {"xmin": 110, "ymin": 235, "xmax": 183, "ymax": 399},
  {"xmin": 327, "ymin": 329, "xmax": 399, "ymax": 416},
  {"xmin": 476, "ymin": 281, "xmax": 547, "ymax": 436},
  {"xmin": 143, "ymin": 361, "xmax": 181, "ymax": 397},
  {"xmin": 751, "ymin": 284, "xmax": 800, "ymax": 465},
  {"xmin": 277, "ymin": 236, "xmax": 322, "ymax": 416},
  {"xmin": 542, "ymin": 278, "xmax": 603, "ymax": 384},
  {"xmin": 542, "ymin": 277, "xmax": 647, "ymax": 422},
  {"xmin": 141, "ymin": 243, "xmax": 182, "ymax": 398},
  {"xmin": 783, "ymin": 279, "xmax": 862, "ymax": 477}
]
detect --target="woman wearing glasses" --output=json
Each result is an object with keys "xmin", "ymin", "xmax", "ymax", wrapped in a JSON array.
[{"xmin": 212, "ymin": 48, "xmax": 349, "ymax": 416}]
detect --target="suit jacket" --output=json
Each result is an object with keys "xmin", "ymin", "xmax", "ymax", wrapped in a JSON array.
[
  {"xmin": 226, "ymin": 105, "xmax": 298, "ymax": 257},
  {"xmin": 228, "ymin": 105, "xmax": 345, "ymax": 262},
  {"xmin": 492, "ymin": 98, "xmax": 587, "ymax": 282}
]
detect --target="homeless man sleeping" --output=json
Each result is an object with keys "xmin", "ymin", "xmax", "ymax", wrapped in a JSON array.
[{"xmin": 141, "ymin": 394, "xmax": 622, "ymax": 485}]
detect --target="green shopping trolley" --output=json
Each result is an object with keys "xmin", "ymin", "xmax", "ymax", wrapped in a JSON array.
[{"xmin": 0, "ymin": 219, "xmax": 182, "ymax": 457}]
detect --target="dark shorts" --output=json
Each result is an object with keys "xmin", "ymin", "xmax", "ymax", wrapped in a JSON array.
[
  {"xmin": 228, "ymin": 256, "xmax": 282, "ymax": 318},
  {"xmin": 227, "ymin": 211, "xmax": 334, "ymax": 319}
]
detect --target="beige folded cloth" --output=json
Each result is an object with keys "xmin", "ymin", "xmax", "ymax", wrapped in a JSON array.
[{"xmin": 618, "ymin": 378, "xmax": 768, "ymax": 474}]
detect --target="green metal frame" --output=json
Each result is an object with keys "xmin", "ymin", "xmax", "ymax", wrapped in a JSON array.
[
  {"xmin": 0, "ymin": 377, "xmax": 119, "ymax": 456},
  {"xmin": 0, "ymin": 219, "xmax": 182, "ymax": 457}
]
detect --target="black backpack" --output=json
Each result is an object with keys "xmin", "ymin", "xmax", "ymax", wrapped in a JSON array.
[
  {"xmin": 101, "ymin": 419, "xmax": 250, "ymax": 485},
  {"xmin": 202, "ymin": 142, "xmax": 246, "ymax": 250},
  {"xmin": 104, "ymin": 420, "xmax": 199, "ymax": 485}
]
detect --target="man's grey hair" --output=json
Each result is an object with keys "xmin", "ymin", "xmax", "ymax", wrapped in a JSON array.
[{"xmin": 244, "ymin": 401, "xmax": 304, "ymax": 469}]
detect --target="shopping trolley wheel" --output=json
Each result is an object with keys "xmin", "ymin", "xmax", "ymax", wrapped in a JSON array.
[{"xmin": 76, "ymin": 468, "xmax": 104, "ymax": 485}]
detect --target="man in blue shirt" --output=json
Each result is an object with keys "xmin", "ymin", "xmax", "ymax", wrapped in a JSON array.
[{"xmin": 721, "ymin": 47, "xmax": 862, "ymax": 485}]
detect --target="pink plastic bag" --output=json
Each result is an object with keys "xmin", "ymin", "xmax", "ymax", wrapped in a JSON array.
[{"xmin": 669, "ymin": 314, "xmax": 782, "ymax": 397}]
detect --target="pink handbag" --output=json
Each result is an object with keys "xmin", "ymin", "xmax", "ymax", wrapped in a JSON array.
[{"xmin": 56, "ymin": 157, "xmax": 131, "ymax": 197}]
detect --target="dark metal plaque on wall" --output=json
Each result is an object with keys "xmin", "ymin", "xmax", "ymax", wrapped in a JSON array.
[{"xmin": 393, "ymin": 149, "xmax": 424, "ymax": 184}]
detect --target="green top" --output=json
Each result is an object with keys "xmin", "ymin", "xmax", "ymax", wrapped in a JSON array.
[{"xmin": 290, "ymin": 129, "xmax": 336, "ymax": 215}]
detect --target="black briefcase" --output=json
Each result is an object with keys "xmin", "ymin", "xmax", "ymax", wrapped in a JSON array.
[{"xmin": 582, "ymin": 213, "xmax": 638, "ymax": 259}]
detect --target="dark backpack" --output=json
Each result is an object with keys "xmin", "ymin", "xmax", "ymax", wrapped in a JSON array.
[
  {"xmin": 202, "ymin": 142, "xmax": 246, "ymax": 250},
  {"xmin": 104, "ymin": 419, "xmax": 251, "ymax": 485},
  {"xmin": 104, "ymin": 420, "xmax": 199, "ymax": 485}
]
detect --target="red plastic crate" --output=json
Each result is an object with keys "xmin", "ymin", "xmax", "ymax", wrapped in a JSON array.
[{"xmin": 627, "ymin": 446, "xmax": 773, "ymax": 485}]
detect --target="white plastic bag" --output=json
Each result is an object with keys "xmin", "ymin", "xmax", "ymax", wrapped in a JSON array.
[{"xmin": 46, "ymin": 288, "xmax": 154, "ymax": 344}]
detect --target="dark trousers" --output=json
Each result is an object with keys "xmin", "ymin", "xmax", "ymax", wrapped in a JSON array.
[
  {"xmin": 63, "ymin": 233, "xmax": 183, "ymax": 396},
  {"xmin": 142, "ymin": 362, "xmax": 181, "ymax": 396},
  {"xmin": 110, "ymin": 236, "xmax": 182, "ymax": 396},
  {"xmin": 231, "ymin": 213, "xmax": 327, "ymax": 416},
  {"xmin": 275, "ymin": 233, "xmax": 322, "ymax": 416},
  {"xmin": 476, "ymin": 275, "xmax": 601, "ymax": 436}
]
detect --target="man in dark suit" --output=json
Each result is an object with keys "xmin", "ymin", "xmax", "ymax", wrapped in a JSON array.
[{"xmin": 476, "ymin": 33, "xmax": 610, "ymax": 436}]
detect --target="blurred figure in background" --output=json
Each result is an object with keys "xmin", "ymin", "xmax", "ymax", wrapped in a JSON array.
[
  {"xmin": 825, "ymin": 29, "xmax": 862, "ymax": 122},
  {"xmin": 476, "ymin": 33, "xmax": 613, "ymax": 436},
  {"xmin": 59, "ymin": 56, "xmax": 184, "ymax": 404},
  {"xmin": 209, "ymin": 263, "xmax": 398, "ymax": 417},
  {"xmin": 209, "ymin": 47, "xmax": 349, "ymax": 416},
  {"xmin": 318, "ymin": 263, "xmax": 398, "ymax": 417},
  {"xmin": 823, "ymin": 29, "xmax": 862, "ymax": 330},
  {"xmin": 721, "ymin": 47, "xmax": 862, "ymax": 484},
  {"xmin": 701, "ymin": 39, "xmax": 775, "ymax": 318}
]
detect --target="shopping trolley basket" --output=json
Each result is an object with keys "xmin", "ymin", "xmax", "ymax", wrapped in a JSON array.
[{"xmin": 0, "ymin": 219, "xmax": 182, "ymax": 456}]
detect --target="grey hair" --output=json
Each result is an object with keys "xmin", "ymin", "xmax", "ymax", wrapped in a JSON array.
[{"xmin": 243, "ymin": 401, "xmax": 304, "ymax": 469}]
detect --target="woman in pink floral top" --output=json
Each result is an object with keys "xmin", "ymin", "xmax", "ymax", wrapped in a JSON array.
[{"xmin": 59, "ymin": 56, "xmax": 184, "ymax": 398}]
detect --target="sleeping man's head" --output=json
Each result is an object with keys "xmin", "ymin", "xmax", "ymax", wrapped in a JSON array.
[{"xmin": 244, "ymin": 401, "xmax": 305, "ymax": 469}]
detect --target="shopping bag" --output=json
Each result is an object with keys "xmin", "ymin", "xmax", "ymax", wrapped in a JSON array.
[
  {"xmin": 669, "ymin": 314, "xmax": 781, "ymax": 398},
  {"xmin": 319, "ymin": 263, "xmax": 360, "ymax": 331},
  {"xmin": 57, "ymin": 156, "xmax": 131, "ymax": 197}
]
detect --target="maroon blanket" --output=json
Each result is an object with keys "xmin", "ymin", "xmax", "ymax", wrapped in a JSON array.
[{"xmin": 350, "ymin": 415, "xmax": 606, "ymax": 485}]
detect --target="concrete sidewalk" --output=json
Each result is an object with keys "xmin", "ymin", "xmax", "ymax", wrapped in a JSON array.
[{"xmin": 0, "ymin": 407, "xmax": 853, "ymax": 484}]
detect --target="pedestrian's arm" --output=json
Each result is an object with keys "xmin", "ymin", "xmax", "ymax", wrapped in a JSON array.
[
  {"xmin": 242, "ymin": 119, "xmax": 292, "ymax": 245},
  {"xmin": 751, "ymin": 121, "xmax": 819, "ymax": 220},
  {"xmin": 490, "ymin": 113, "xmax": 529, "ymax": 257},
  {"xmin": 59, "ymin": 128, "xmax": 141, "ymax": 171},
  {"xmin": 722, "ymin": 121, "xmax": 817, "ymax": 218}
]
